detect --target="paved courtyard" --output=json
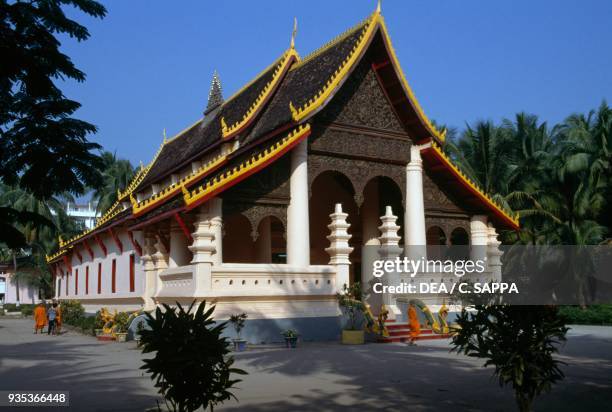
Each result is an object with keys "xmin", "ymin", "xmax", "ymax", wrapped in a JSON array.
[{"xmin": 0, "ymin": 317, "xmax": 611, "ymax": 411}]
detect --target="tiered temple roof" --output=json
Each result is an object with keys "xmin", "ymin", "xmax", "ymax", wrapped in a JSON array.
[{"xmin": 47, "ymin": 7, "xmax": 518, "ymax": 263}]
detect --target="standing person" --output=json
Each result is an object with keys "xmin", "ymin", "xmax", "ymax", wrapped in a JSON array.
[
  {"xmin": 408, "ymin": 302, "xmax": 420, "ymax": 346},
  {"xmin": 47, "ymin": 303, "xmax": 58, "ymax": 335},
  {"xmin": 55, "ymin": 302, "xmax": 62, "ymax": 335},
  {"xmin": 33, "ymin": 302, "xmax": 47, "ymax": 334}
]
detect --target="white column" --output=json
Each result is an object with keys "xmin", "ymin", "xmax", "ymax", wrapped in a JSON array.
[
  {"xmin": 152, "ymin": 235, "xmax": 168, "ymax": 296},
  {"xmin": 287, "ymin": 139, "xmax": 310, "ymax": 267},
  {"xmin": 361, "ymin": 180, "xmax": 380, "ymax": 288},
  {"xmin": 404, "ymin": 145, "xmax": 427, "ymax": 261},
  {"xmin": 487, "ymin": 222, "xmax": 503, "ymax": 282},
  {"xmin": 189, "ymin": 205, "xmax": 216, "ymax": 295},
  {"xmin": 169, "ymin": 220, "xmax": 190, "ymax": 267},
  {"xmin": 470, "ymin": 215, "xmax": 489, "ymax": 281},
  {"xmin": 141, "ymin": 234, "xmax": 157, "ymax": 310},
  {"xmin": 209, "ymin": 198, "xmax": 223, "ymax": 266},
  {"xmin": 326, "ymin": 203, "xmax": 353, "ymax": 292}
]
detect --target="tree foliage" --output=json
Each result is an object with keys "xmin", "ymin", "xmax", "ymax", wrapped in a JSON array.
[
  {"xmin": 140, "ymin": 301, "xmax": 247, "ymax": 412},
  {"xmin": 0, "ymin": 0, "xmax": 106, "ymax": 249},
  {"xmin": 91, "ymin": 151, "xmax": 136, "ymax": 214},
  {"xmin": 452, "ymin": 305, "xmax": 568, "ymax": 412}
]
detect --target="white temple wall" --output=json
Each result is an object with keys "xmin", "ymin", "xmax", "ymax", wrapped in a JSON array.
[
  {"xmin": 56, "ymin": 229, "xmax": 145, "ymax": 313},
  {"xmin": 1, "ymin": 271, "xmax": 41, "ymax": 305}
]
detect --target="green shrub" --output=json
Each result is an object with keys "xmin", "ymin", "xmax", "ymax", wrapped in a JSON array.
[
  {"xmin": 559, "ymin": 305, "xmax": 612, "ymax": 325},
  {"xmin": 0, "ymin": 308, "xmax": 5, "ymax": 316},
  {"xmin": 61, "ymin": 300, "xmax": 85, "ymax": 325},
  {"xmin": 3, "ymin": 303, "xmax": 17, "ymax": 312},
  {"xmin": 21, "ymin": 306, "xmax": 34, "ymax": 316},
  {"xmin": 452, "ymin": 305, "xmax": 568, "ymax": 412},
  {"xmin": 140, "ymin": 301, "xmax": 247, "ymax": 412},
  {"xmin": 4, "ymin": 303, "xmax": 35, "ymax": 313},
  {"xmin": 114, "ymin": 312, "xmax": 130, "ymax": 333},
  {"xmin": 78, "ymin": 316, "xmax": 96, "ymax": 336}
]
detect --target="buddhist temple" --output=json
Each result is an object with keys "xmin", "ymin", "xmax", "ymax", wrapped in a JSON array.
[{"xmin": 46, "ymin": 6, "xmax": 518, "ymax": 341}]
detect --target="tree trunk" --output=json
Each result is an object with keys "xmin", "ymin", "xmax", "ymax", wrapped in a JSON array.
[
  {"xmin": 13, "ymin": 252, "xmax": 20, "ymax": 307},
  {"xmin": 515, "ymin": 393, "xmax": 533, "ymax": 412}
]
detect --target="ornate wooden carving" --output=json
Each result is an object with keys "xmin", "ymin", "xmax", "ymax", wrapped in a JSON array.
[
  {"xmin": 423, "ymin": 170, "xmax": 467, "ymax": 214},
  {"xmin": 315, "ymin": 60, "xmax": 406, "ymax": 133},
  {"xmin": 222, "ymin": 155, "xmax": 290, "ymax": 204},
  {"xmin": 309, "ymin": 126, "xmax": 410, "ymax": 164},
  {"xmin": 425, "ymin": 215, "xmax": 470, "ymax": 245},
  {"xmin": 223, "ymin": 201, "xmax": 287, "ymax": 241},
  {"xmin": 308, "ymin": 154, "xmax": 405, "ymax": 208}
]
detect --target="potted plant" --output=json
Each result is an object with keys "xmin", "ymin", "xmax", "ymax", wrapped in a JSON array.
[
  {"xmin": 281, "ymin": 329, "xmax": 299, "ymax": 348},
  {"xmin": 229, "ymin": 313, "xmax": 248, "ymax": 351},
  {"xmin": 135, "ymin": 321, "xmax": 145, "ymax": 347},
  {"xmin": 336, "ymin": 282, "xmax": 365, "ymax": 344},
  {"xmin": 94, "ymin": 310, "xmax": 105, "ymax": 336},
  {"xmin": 114, "ymin": 312, "xmax": 130, "ymax": 342}
]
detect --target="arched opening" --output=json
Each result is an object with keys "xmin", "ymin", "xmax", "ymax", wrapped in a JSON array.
[
  {"xmin": 448, "ymin": 227, "xmax": 469, "ymax": 261},
  {"xmin": 360, "ymin": 176, "xmax": 404, "ymax": 296},
  {"xmin": 222, "ymin": 213, "xmax": 255, "ymax": 263},
  {"xmin": 426, "ymin": 226, "xmax": 447, "ymax": 259},
  {"xmin": 309, "ymin": 171, "xmax": 358, "ymax": 271},
  {"xmin": 254, "ymin": 216, "xmax": 286, "ymax": 263}
]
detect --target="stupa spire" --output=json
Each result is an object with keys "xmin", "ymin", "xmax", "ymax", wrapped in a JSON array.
[{"xmin": 204, "ymin": 70, "xmax": 224, "ymax": 116}]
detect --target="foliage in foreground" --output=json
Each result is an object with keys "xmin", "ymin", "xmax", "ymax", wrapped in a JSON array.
[
  {"xmin": 451, "ymin": 305, "xmax": 568, "ymax": 412},
  {"xmin": 140, "ymin": 301, "xmax": 247, "ymax": 412}
]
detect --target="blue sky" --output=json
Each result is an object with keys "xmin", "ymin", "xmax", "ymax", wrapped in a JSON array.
[{"xmin": 60, "ymin": 0, "xmax": 612, "ymax": 166}]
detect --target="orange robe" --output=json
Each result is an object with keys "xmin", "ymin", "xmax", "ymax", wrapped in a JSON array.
[
  {"xmin": 55, "ymin": 307, "xmax": 62, "ymax": 326},
  {"xmin": 408, "ymin": 306, "xmax": 420, "ymax": 338},
  {"xmin": 33, "ymin": 306, "xmax": 47, "ymax": 329}
]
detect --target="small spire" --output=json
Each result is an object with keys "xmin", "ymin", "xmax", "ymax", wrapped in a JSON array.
[
  {"xmin": 163, "ymin": 128, "xmax": 167, "ymax": 143},
  {"xmin": 204, "ymin": 70, "xmax": 224, "ymax": 115},
  {"xmin": 290, "ymin": 17, "xmax": 298, "ymax": 49},
  {"xmin": 376, "ymin": 0, "xmax": 382, "ymax": 14}
]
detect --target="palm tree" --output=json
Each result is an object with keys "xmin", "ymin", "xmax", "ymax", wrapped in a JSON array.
[
  {"xmin": 92, "ymin": 151, "xmax": 136, "ymax": 215},
  {"xmin": 503, "ymin": 113, "xmax": 553, "ymax": 193},
  {"xmin": 554, "ymin": 101, "xmax": 611, "ymax": 240},
  {"xmin": 444, "ymin": 120, "xmax": 516, "ymax": 211},
  {"xmin": 0, "ymin": 185, "xmax": 85, "ymax": 300}
]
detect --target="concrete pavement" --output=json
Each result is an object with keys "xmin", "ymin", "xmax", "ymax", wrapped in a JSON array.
[{"xmin": 0, "ymin": 317, "xmax": 610, "ymax": 411}]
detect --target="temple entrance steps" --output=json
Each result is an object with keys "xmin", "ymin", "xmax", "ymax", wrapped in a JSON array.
[{"xmin": 376, "ymin": 321, "xmax": 453, "ymax": 343}]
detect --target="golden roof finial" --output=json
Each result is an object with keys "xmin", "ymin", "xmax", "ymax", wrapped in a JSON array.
[
  {"xmin": 376, "ymin": 0, "xmax": 382, "ymax": 14},
  {"xmin": 163, "ymin": 128, "xmax": 167, "ymax": 143},
  {"xmin": 290, "ymin": 17, "xmax": 298, "ymax": 49}
]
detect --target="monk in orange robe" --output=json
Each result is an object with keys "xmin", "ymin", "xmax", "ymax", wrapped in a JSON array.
[
  {"xmin": 55, "ymin": 303, "xmax": 62, "ymax": 334},
  {"xmin": 408, "ymin": 303, "xmax": 420, "ymax": 345},
  {"xmin": 33, "ymin": 303, "xmax": 47, "ymax": 334}
]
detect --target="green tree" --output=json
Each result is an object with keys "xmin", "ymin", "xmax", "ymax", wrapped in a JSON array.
[
  {"xmin": 0, "ymin": 0, "xmax": 106, "ymax": 248},
  {"xmin": 445, "ymin": 120, "xmax": 514, "ymax": 200},
  {"xmin": 92, "ymin": 151, "xmax": 136, "ymax": 214},
  {"xmin": 0, "ymin": 184, "xmax": 85, "ymax": 299}
]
